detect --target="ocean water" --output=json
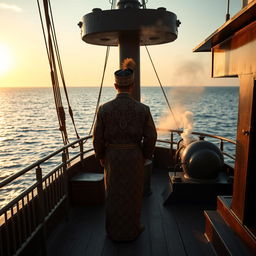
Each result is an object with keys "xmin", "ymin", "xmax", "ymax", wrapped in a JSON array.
[{"xmin": 0, "ymin": 86, "xmax": 239, "ymax": 207}]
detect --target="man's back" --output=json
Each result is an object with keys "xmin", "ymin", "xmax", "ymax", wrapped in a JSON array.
[
  {"xmin": 93, "ymin": 92, "xmax": 157, "ymax": 160},
  {"xmin": 99, "ymin": 93, "xmax": 150, "ymax": 145},
  {"xmin": 92, "ymin": 60, "xmax": 157, "ymax": 241}
]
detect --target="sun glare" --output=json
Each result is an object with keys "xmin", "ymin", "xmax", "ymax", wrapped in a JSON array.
[{"xmin": 0, "ymin": 44, "xmax": 12, "ymax": 76}]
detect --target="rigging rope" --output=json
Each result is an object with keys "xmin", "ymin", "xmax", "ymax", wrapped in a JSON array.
[
  {"xmin": 37, "ymin": 0, "xmax": 80, "ymax": 146},
  {"xmin": 39, "ymin": 0, "xmax": 175, "ymax": 145},
  {"xmin": 109, "ymin": 0, "xmax": 117, "ymax": 7},
  {"xmin": 144, "ymin": 45, "xmax": 180, "ymax": 129},
  {"xmin": 48, "ymin": 1, "xmax": 80, "ymax": 140},
  {"xmin": 140, "ymin": 1, "xmax": 179, "ymax": 129},
  {"xmin": 87, "ymin": 0, "xmax": 116, "ymax": 136},
  {"xmin": 88, "ymin": 47, "xmax": 110, "ymax": 136},
  {"xmin": 39, "ymin": 0, "xmax": 68, "ymax": 145},
  {"xmin": 141, "ymin": 0, "xmax": 148, "ymax": 9},
  {"xmin": 112, "ymin": 1, "xmax": 178, "ymax": 130}
]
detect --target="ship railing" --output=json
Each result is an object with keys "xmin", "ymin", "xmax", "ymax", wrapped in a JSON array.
[
  {"xmin": 0, "ymin": 130, "xmax": 236, "ymax": 255},
  {"xmin": 0, "ymin": 135, "xmax": 92, "ymax": 256},
  {"xmin": 156, "ymin": 128, "xmax": 236, "ymax": 162}
]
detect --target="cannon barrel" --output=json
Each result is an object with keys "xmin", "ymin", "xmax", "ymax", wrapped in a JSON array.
[{"xmin": 177, "ymin": 140, "xmax": 224, "ymax": 180}]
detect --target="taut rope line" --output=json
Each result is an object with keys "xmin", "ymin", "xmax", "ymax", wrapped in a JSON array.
[
  {"xmin": 37, "ymin": 0, "xmax": 80, "ymax": 146},
  {"xmin": 48, "ymin": 1, "xmax": 80, "ymax": 140},
  {"xmin": 144, "ymin": 45, "xmax": 180, "ymax": 129},
  {"xmin": 88, "ymin": 46, "xmax": 110, "ymax": 136},
  {"xmin": 87, "ymin": 0, "xmax": 117, "ymax": 136}
]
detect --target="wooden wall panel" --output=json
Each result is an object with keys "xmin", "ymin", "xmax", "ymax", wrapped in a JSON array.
[
  {"xmin": 212, "ymin": 21, "xmax": 256, "ymax": 77},
  {"xmin": 231, "ymin": 75, "xmax": 256, "ymax": 224}
]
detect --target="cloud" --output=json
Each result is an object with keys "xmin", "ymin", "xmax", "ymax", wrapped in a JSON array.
[{"xmin": 0, "ymin": 3, "xmax": 22, "ymax": 12}]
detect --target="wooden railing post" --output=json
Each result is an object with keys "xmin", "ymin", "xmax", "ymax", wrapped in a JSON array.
[
  {"xmin": 62, "ymin": 151, "xmax": 69, "ymax": 220},
  {"xmin": 170, "ymin": 132, "xmax": 174, "ymax": 164},
  {"xmin": 0, "ymin": 227, "xmax": 3, "ymax": 256},
  {"xmin": 36, "ymin": 165, "xmax": 47, "ymax": 255},
  {"xmin": 80, "ymin": 141, "xmax": 84, "ymax": 162},
  {"xmin": 4, "ymin": 213, "xmax": 11, "ymax": 256},
  {"xmin": 220, "ymin": 139, "xmax": 224, "ymax": 152},
  {"xmin": 199, "ymin": 135, "xmax": 205, "ymax": 140}
]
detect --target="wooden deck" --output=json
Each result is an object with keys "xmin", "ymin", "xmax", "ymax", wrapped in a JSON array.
[{"xmin": 46, "ymin": 168, "xmax": 216, "ymax": 256}]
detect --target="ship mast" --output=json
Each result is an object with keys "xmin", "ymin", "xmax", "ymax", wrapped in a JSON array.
[
  {"xmin": 118, "ymin": 0, "xmax": 141, "ymax": 101},
  {"xmin": 80, "ymin": 0, "xmax": 179, "ymax": 101}
]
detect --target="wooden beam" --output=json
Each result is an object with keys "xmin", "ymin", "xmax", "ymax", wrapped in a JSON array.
[
  {"xmin": 193, "ymin": 1, "xmax": 256, "ymax": 52},
  {"xmin": 212, "ymin": 21, "xmax": 256, "ymax": 77},
  {"xmin": 231, "ymin": 75, "xmax": 256, "ymax": 224}
]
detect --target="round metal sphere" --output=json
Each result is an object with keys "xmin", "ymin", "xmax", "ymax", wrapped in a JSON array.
[
  {"xmin": 181, "ymin": 140, "xmax": 224, "ymax": 180},
  {"xmin": 80, "ymin": 8, "xmax": 178, "ymax": 46}
]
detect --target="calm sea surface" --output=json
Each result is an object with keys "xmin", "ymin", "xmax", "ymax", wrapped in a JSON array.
[{"xmin": 0, "ymin": 86, "xmax": 239, "ymax": 207}]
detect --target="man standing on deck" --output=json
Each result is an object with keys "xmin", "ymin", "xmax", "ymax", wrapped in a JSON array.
[{"xmin": 93, "ymin": 58, "xmax": 157, "ymax": 242}]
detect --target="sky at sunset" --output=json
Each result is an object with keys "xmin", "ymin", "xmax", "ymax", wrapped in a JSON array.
[{"xmin": 0, "ymin": 0, "xmax": 242, "ymax": 87}]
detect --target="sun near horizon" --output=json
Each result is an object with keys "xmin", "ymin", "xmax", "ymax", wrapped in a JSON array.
[{"xmin": 0, "ymin": 1, "xmax": 241, "ymax": 88}]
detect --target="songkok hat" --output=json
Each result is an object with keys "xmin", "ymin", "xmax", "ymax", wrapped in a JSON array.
[{"xmin": 115, "ymin": 58, "xmax": 136, "ymax": 87}]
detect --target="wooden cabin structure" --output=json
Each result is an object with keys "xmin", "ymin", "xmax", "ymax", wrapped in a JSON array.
[{"xmin": 194, "ymin": 0, "xmax": 256, "ymax": 254}]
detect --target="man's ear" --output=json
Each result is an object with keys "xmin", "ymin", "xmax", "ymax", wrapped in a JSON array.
[{"xmin": 114, "ymin": 83, "xmax": 118, "ymax": 90}]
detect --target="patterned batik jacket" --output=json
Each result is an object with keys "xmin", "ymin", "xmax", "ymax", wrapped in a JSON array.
[{"xmin": 93, "ymin": 93, "xmax": 157, "ymax": 160}]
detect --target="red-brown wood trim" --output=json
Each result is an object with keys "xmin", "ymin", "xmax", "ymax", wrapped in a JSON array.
[
  {"xmin": 212, "ymin": 21, "xmax": 256, "ymax": 77},
  {"xmin": 204, "ymin": 212, "xmax": 230, "ymax": 255},
  {"xmin": 217, "ymin": 196, "xmax": 256, "ymax": 254},
  {"xmin": 194, "ymin": 1, "xmax": 256, "ymax": 52},
  {"xmin": 232, "ymin": 75, "xmax": 255, "ymax": 222}
]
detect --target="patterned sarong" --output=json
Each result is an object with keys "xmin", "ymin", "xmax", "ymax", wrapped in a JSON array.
[{"xmin": 104, "ymin": 144, "xmax": 144, "ymax": 241}]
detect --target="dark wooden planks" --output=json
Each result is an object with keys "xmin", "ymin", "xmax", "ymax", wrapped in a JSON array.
[
  {"xmin": 152, "ymin": 168, "xmax": 187, "ymax": 256},
  {"xmin": 83, "ymin": 205, "xmax": 109, "ymax": 256},
  {"xmin": 45, "ymin": 167, "xmax": 216, "ymax": 256},
  {"xmin": 170, "ymin": 204, "xmax": 216, "ymax": 256},
  {"xmin": 101, "ymin": 237, "xmax": 119, "ymax": 256},
  {"xmin": 47, "ymin": 206, "xmax": 105, "ymax": 256},
  {"xmin": 47, "ymin": 209, "xmax": 86, "ymax": 255},
  {"xmin": 116, "ymin": 198, "xmax": 151, "ymax": 256}
]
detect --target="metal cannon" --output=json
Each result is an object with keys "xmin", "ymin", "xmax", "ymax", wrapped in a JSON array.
[{"xmin": 176, "ymin": 139, "xmax": 224, "ymax": 180}]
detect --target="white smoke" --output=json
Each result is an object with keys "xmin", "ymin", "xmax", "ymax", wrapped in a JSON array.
[
  {"xmin": 157, "ymin": 105, "xmax": 185, "ymax": 133},
  {"xmin": 170, "ymin": 59, "xmax": 208, "ymax": 86},
  {"xmin": 181, "ymin": 111, "xmax": 194, "ymax": 146},
  {"xmin": 156, "ymin": 58, "xmax": 207, "ymax": 142},
  {"xmin": 157, "ymin": 85, "xmax": 206, "ymax": 145},
  {"xmin": 157, "ymin": 108, "xmax": 195, "ymax": 145}
]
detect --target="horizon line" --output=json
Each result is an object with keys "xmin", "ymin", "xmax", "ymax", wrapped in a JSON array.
[{"xmin": 0, "ymin": 85, "xmax": 240, "ymax": 89}]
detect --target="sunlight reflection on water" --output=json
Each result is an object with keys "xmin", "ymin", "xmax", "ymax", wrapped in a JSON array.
[{"xmin": 0, "ymin": 86, "xmax": 239, "ymax": 208}]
